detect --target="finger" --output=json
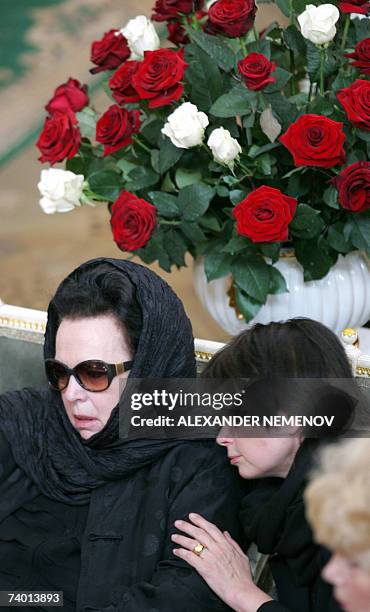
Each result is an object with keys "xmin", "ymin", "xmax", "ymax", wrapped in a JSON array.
[
  {"xmin": 188, "ymin": 513, "xmax": 225, "ymax": 543},
  {"xmin": 174, "ymin": 520, "xmax": 215, "ymax": 550},
  {"xmin": 173, "ymin": 547, "xmax": 205, "ymax": 573},
  {"xmin": 171, "ymin": 533, "xmax": 204, "ymax": 552},
  {"xmin": 223, "ymin": 531, "xmax": 245, "ymax": 555}
]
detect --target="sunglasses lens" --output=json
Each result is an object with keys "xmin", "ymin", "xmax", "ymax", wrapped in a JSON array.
[
  {"xmin": 45, "ymin": 360, "xmax": 70, "ymax": 391},
  {"xmin": 76, "ymin": 361, "xmax": 110, "ymax": 392}
]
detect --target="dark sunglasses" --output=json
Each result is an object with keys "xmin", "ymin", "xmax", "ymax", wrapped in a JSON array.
[{"xmin": 45, "ymin": 358, "xmax": 133, "ymax": 392}]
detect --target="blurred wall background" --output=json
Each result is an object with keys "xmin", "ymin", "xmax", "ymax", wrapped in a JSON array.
[{"xmin": 0, "ymin": 0, "xmax": 284, "ymax": 342}]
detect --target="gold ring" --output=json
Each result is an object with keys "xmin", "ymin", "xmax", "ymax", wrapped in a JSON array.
[{"xmin": 193, "ymin": 542, "xmax": 205, "ymax": 556}]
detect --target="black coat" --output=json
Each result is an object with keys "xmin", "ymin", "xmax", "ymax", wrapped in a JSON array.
[
  {"xmin": 0, "ymin": 430, "xmax": 242, "ymax": 612},
  {"xmin": 241, "ymin": 441, "xmax": 343, "ymax": 612}
]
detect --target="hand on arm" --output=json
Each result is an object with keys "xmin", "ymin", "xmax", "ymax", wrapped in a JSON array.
[{"xmin": 172, "ymin": 513, "xmax": 273, "ymax": 612}]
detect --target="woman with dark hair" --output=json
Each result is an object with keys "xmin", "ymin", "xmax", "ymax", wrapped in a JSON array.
[
  {"xmin": 172, "ymin": 318, "xmax": 358, "ymax": 612},
  {"xmin": 0, "ymin": 258, "xmax": 241, "ymax": 611}
]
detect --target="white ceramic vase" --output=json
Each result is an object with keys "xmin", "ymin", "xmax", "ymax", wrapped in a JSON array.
[{"xmin": 193, "ymin": 252, "xmax": 370, "ymax": 335}]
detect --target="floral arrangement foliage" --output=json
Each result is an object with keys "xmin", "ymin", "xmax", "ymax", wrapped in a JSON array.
[{"xmin": 37, "ymin": 0, "xmax": 370, "ymax": 321}]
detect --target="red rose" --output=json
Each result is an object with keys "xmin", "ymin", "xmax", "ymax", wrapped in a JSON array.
[
  {"xmin": 109, "ymin": 61, "xmax": 141, "ymax": 105},
  {"xmin": 206, "ymin": 0, "xmax": 257, "ymax": 38},
  {"xmin": 167, "ymin": 22, "xmax": 189, "ymax": 45},
  {"xmin": 338, "ymin": 0, "xmax": 370, "ymax": 13},
  {"xmin": 346, "ymin": 38, "xmax": 370, "ymax": 75},
  {"xmin": 90, "ymin": 29, "xmax": 130, "ymax": 75},
  {"xmin": 132, "ymin": 48, "xmax": 187, "ymax": 108},
  {"xmin": 238, "ymin": 53, "xmax": 276, "ymax": 91},
  {"xmin": 111, "ymin": 191, "xmax": 157, "ymax": 251},
  {"xmin": 96, "ymin": 105, "xmax": 141, "ymax": 157},
  {"xmin": 37, "ymin": 112, "xmax": 80, "ymax": 164},
  {"xmin": 337, "ymin": 79, "xmax": 370, "ymax": 131},
  {"xmin": 45, "ymin": 78, "xmax": 89, "ymax": 118},
  {"xmin": 167, "ymin": 11, "xmax": 207, "ymax": 44},
  {"xmin": 152, "ymin": 0, "xmax": 204, "ymax": 21},
  {"xmin": 332, "ymin": 161, "xmax": 370, "ymax": 213},
  {"xmin": 279, "ymin": 114, "xmax": 346, "ymax": 168},
  {"xmin": 233, "ymin": 186, "xmax": 297, "ymax": 243}
]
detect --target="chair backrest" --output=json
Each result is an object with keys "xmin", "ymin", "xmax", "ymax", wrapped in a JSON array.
[{"xmin": 1, "ymin": 301, "xmax": 369, "ymax": 393}]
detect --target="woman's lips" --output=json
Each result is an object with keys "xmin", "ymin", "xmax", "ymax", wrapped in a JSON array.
[
  {"xmin": 229, "ymin": 456, "xmax": 241, "ymax": 465},
  {"xmin": 73, "ymin": 415, "xmax": 99, "ymax": 428}
]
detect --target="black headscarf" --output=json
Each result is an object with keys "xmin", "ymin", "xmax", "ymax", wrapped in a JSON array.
[{"xmin": 0, "ymin": 258, "xmax": 196, "ymax": 504}]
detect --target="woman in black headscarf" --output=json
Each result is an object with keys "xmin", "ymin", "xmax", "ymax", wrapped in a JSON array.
[{"xmin": 0, "ymin": 257, "xmax": 241, "ymax": 611}]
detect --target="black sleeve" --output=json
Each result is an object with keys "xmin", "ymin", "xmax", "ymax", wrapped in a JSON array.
[
  {"xmin": 258, "ymin": 602, "xmax": 290, "ymax": 612},
  {"xmin": 111, "ymin": 444, "xmax": 243, "ymax": 612},
  {"xmin": 0, "ymin": 429, "xmax": 39, "ymax": 521}
]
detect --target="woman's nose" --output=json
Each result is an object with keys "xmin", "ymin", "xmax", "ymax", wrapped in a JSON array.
[
  {"xmin": 216, "ymin": 429, "xmax": 234, "ymax": 446},
  {"xmin": 62, "ymin": 374, "xmax": 87, "ymax": 402}
]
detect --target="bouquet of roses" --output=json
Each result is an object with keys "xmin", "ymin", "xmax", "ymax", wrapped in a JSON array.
[{"xmin": 37, "ymin": 0, "xmax": 370, "ymax": 321}]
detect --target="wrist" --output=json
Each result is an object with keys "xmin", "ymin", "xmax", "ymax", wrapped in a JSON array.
[{"xmin": 231, "ymin": 584, "xmax": 273, "ymax": 612}]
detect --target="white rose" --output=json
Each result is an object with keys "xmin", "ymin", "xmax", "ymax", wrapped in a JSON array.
[
  {"xmin": 120, "ymin": 15, "xmax": 160, "ymax": 60},
  {"xmin": 38, "ymin": 168, "xmax": 84, "ymax": 214},
  {"xmin": 207, "ymin": 127, "xmax": 242, "ymax": 168},
  {"xmin": 298, "ymin": 4, "xmax": 340, "ymax": 45},
  {"xmin": 161, "ymin": 102, "xmax": 209, "ymax": 149}
]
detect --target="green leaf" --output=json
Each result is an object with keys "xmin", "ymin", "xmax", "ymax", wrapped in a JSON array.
[
  {"xmin": 180, "ymin": 222, "xmax": 206, "ymax": 243},
  {"xmin": 260, "ymin": 243, "xmax": 281, "ymax": 263},
  {"xmin": 357, "ymin": 130, "xmax": 370, "ymax": 143},
  {"xmin": 287, "ymin": 172, "xmax": 310, "ymax": 198},
  {"xmin": 265, "ymin": 92, "xmax": 298, "ymax": 131},
  {"xmin": 75, "ymin": 108, "xmax": 97, "ymax": 139},
  {"xmin": 210, "ymin": 86, "xmax": 257, "ymax": 118},
  {"xmin": 116, "ymin": 159, "xmax": 139, "ymax": 180},
  {"xmin": 264, "ymin": 67, "xmax": 292, "ymax": 93},
  {"xmin": 185, "ymin": 44, "xmax": 223, "ymax": 111},
  {"xmin": 178, "ymin": 183, "xmax": 215, "ymax": 221},
  {"xmin": 204, "ymin": 252, "xmax": 233, "ymax": 281},
  {"xmin": 327, "ymin": 223, "xmax": 352, "ymax": 253},
  {"xmin": 345, "ymin": 215, "xmax": 370, "ymax": 253},
  {"xmin": 254, "ymin": 153, "xmax": 272, "ymax": 175},
  {"xmin": 151, "ymin": 149, "xmax": 160, "ymax": 174},
  {"xmin": 148, "ymin": 191, "xmax": 179, "ymax": 219},
  {"xmin": 141, "ymin": 118, "xmax": 164, "ymax": 146},
  {"xmin": 164, "ymin": 229, "xmax": 187, "ymax": 266},
  {"xmin": 161, "ymin": 172, "xmax": 177, "ymax": 193},
  {"xmin": 138, "ymin": 229, "xmax": 171, "ymax": 272},
  {"xmin": 175, "ymin": 168, "xmax": 202, "ymax": 189},
  {"xmin": 354, "ymin": 17, "xmax": 369, "ymax": 43},
  {"xmin": 88, "ymin": 170, "xmax": 122, "ymax": 202},
  {"xmin": 248, "ymin": 142, "xmax": 280, "ymax": 158},
  {"xmin": 232, "ymin": 257, "xmax": 271, "ymax": 303},
  {"xmin": 230, "ymin": 189, "xmax": 248, "ymax": 205},
  {"xmin": 216, "ymin": 185, "xmax": 230, "ymax": 198},
  {"xmin": 158, "ymin": 137, "xmax": 183, "ymax": 174},
  {"xmin": 66, "ymin": 156, "xmax": 85, "ymax": 175},
  {"xmin": 275, "ymin": 0, "xmax": 290, "ymax": 17},
  {"xmin": 189, "ymin": 28, "xmax": 235, "ymax": 72},
  {"xmin": 269, "ymin": 266, "xmax": 288, "ymax": 294},
  {"xmin": 323, "ymin": 186, "xmax": 340, "ymax": 209},
  {"xmin": 126, "ymin": 166, "xmax": 160, "ymax": 191},
  {"xmin": 234, "ymin": 287, "xmax": 262, "ymax": 322},
  {"xmin": 222, "ymin": 235, "xmax": 253, "ymax": 253},
  {"xmin": 294, "ymin": 238, "xmax": 333, "ymax": 281},
  {"xmin": 289, "ymin": 204, "xmax": 325, "ymax": 239},
  {"xmin": 283, "ymin": 25, "xmax": 306, "ymax": 55},
  {"xmin": 199, "ymin": 215, "xmax": 222, "ymax": 232}
]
